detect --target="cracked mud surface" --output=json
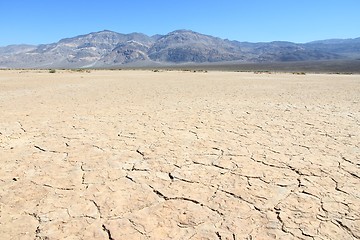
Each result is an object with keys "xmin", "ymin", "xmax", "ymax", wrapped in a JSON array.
[{"xmin": 0, "ymin": 70, "xmax": 359, "ymax": 239}]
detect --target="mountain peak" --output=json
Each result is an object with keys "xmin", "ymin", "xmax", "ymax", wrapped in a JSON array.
[
  {"xmin": 94, "ymin": 29, "xmax": 118, "ymax": 34},
  {"xmin": 169, "ymin": 29, "xmax": 197, "ymax": 34}
]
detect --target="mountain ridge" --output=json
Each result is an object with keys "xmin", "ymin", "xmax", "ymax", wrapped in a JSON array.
[{"xmin": 0, "ymin": 29, "xmax": 359, "ymax": 68}]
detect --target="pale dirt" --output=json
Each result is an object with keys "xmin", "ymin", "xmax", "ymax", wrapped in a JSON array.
[{"xmin": 0, "ymin": 70, "xmax": 359, "ymax": 240}]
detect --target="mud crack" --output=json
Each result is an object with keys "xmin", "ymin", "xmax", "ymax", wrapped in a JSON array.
[
  {"xmin": 102, "ymin": 224, "xmax": 114, "ymax": 240},
  {"xmin": 149, "ymin": 185, "xmax": 223, "ymax": 216}
]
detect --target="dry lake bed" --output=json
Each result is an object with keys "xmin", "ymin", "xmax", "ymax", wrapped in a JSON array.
[{"xmin": 0, "ymin": 70, "xmax": 359, "ymax": 239}]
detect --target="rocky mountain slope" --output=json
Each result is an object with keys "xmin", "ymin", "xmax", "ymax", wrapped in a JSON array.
[{"xmin": 0, "ymin": 30, "xmax": 359, "ymax": 68}]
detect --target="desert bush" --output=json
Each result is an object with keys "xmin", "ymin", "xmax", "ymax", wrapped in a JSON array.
[{"xmin": 49, "ymin": 69, "xmax": 56, "ymax": 73}]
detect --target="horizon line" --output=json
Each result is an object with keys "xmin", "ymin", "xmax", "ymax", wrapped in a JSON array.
[{"xmin": 1, "ymin": 29, "xmax": 359, "ymax": 47}]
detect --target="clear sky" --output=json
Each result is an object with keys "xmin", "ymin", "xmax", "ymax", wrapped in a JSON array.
[{"xmin": 0, "ymin": 0, "xmax": 359, "ymax": 46}]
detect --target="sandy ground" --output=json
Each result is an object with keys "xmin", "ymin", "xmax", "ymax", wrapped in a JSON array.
[{"xmin": 0, "ymin": 70, "xmax": 359, "ymax": 239}]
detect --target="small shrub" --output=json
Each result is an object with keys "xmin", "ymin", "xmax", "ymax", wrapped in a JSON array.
[{"xmin": 49, "ymin": 69, "xmax": 56, "ymax": 73}]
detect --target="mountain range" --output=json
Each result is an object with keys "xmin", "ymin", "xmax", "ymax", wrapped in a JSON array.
[{"xmin": 0, "ymin": 30, "xmax": 359, "ymax": 68}]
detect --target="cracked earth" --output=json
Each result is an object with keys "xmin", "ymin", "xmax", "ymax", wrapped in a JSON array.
[{"xmin": 0, "ymin": 70, "xmax": 359, "ymax": 239}]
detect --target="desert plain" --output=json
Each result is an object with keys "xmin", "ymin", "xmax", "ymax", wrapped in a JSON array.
[{"xmin": 0, "ymin": 69, "xmax": 359, "ymax": 239}]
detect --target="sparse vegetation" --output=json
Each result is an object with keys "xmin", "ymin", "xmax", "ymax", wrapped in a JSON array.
[
  {"xmin": 71, "ymin": 69, "xmax": 91, "ymax": 73},
  {"xmin": 333, "ymin": 72, "xmax": 353, "ymax": 75},
  {"xmin": 254, "ymin": 70, "xmax": 271, "ymax": 74},
  {"xmin": 49, "ymin": 69, "xmax": 56, "ymax": 73}
]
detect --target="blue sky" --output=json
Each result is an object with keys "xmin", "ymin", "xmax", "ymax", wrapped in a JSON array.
[{"xmin": 0, "ymin": 0, "xmax": 359, "ymax": 46}]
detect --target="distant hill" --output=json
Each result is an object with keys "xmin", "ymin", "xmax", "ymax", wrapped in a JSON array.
[{"xmin": 0, "ymin": 30, "xmax": 359, "ymax": 68}]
